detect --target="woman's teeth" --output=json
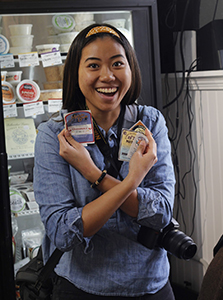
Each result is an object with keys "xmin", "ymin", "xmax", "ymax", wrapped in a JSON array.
[{"xmin": 96, "ymin": 87, "xmax": 117, "ymax": 94}]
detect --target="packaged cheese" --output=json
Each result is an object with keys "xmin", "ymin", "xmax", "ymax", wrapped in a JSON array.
[
  {"xmin": 52, "ymin": 14, "xmax": 75, "ymax": 33},
  {"xmin": 16, "ymin": 80, "xmax": 40, "ymax": 103},
  {"xmin": 44, "ymin": 65, "xmax": 60, "ymax": 82},
  {"xmin": 2, "ymin": 81, "xmax": 16, "ymax": 104},
  {"xmin": 44, "ymin": 64, "xmax": 64, "ymax": 82},
  {"xmin": 43, "ymin": 81, "xmax": 62, "ymax": 89},
  {"xmin": 0, "ymin": 34, "xmax": 10, "ymax": 54},
  {"xmin": 1, "ymin": 71, "xmax": 7, "ymax": 81},
  {"xmin": 39, "ymin": 89, "xmax": 62, "ymax": 101}
]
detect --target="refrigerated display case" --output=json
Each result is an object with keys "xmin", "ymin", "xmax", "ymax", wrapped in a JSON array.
[{"xmin": 0, "ymin": 1, "xmax": 162, "ymax": 299}]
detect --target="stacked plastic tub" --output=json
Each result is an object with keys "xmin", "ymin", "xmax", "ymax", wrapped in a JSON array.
[{"xmin": 9, "ymin": 24, "xmax": 33, "ymax": 55}]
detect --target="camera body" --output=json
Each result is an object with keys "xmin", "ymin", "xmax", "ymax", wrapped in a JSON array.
[{"xmin": 137, "ymin": 218, "xmax": 197, "ymax": 260}]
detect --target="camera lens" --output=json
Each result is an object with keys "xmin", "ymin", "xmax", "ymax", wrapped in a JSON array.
[
  {"xmin": 179, "ymin": 239, "xmax": 197, "ymax": 260},
  {"xmin": 159, "ymin": 229, "xmax": 197, "ymax": 260}
]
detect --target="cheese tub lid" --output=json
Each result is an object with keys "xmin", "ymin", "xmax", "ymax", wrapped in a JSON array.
[
  {"xmin": 16, "ymin": 79, "xmax": 40, "ymax": 103},
  {"xmin": 10, "ymin": 188, "xmax": 26, "ymax": 213},
  {"xmin": 0, "ymin": 34, "xmax": 10, "ymax": 54},
  {"xmin": 2, "ymin": 81, "xmax": 16, "ymax": 104},
  {"xmin": 52, "ymin": 14, "xmax": 75, "ymax": 33}
]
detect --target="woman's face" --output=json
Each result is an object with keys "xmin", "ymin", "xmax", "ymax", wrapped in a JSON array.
[{"xmin": 78, "ymin": 36, "xmax": 132, "ymax": 117}]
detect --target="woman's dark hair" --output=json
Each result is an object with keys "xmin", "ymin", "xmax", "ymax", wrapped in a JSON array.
[{"xmin": 62, "ymin": 23, "xmax": 142, "ymax": 112}]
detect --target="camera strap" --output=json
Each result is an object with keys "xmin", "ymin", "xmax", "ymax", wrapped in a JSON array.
[{"xmin": 92, "ymin": 104, "xmax": 126, "ymax": 179}]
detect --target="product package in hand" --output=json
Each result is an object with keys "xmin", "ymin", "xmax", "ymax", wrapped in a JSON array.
[
  {"xmin": 118, "ymin": 120, "xmax": 148, "ymax": 161},
  {"xmin": 64, "ymin": 110, "xmax": 95, "ymax": 145}
]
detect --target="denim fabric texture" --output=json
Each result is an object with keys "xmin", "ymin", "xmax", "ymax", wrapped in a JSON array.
[
  {"xmin": 52, "ymin": 276, "xmax": 175, "ymax": 300},
  {"xmin": 33, "ymin": 104, "xmax": 175, "ymax": 297}
]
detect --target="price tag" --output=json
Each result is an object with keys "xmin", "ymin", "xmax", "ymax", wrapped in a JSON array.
[
  {"xmin": 23, "ymin": 101, "xmax": 44, "ymax": 117},
  {"xmin": 3, "ymin": 103, "xmax": 17, "ymax": 118},
  {"xmin": 41, "ymin": 51, "xmax": 62, "ymax": 68},
  {"xmin": 18, "ymin": 52, "xmax": 39, "ymax": 67},
  {"xmin": 0, "ymin": 54, "xmax": 15, "ymax": 68},
  {"xmin": 48, "ymin": 99, "xmax": 62, "ymax": 113}
]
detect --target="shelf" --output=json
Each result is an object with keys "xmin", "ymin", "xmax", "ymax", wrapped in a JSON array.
[
  {"xmin": 17, "ymin": 208, "xmax": 39, "ymax": 217},
  {"xmin": 8, "ymin": 153, "xmax": 34, "ymax": 160}
]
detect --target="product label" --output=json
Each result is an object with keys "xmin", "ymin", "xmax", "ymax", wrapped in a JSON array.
[
  {"xmin": 19, "ymin": 83, "xmax": 37, "ymax": 101},
  {"xmin": 0, "ymin": 35, "xmax": 8, "ymax": 54},
  {"xmin": 2, "ymin": 83, "xmax": 15, "ymax": 103},
  {"xmin": 23, "ymin": 101, "xmax": 44, "ymax": 117},
  {"xmin": 130, "ymin": 120, "xmax": 147, "ymax": 133},
  {"xmin": 4, "ymin": 117, "xmax": 36, "ymax": 159},
  {"xmin": 64, "ymin": 110, "xmax": 94, "ymax": 145},
  {"xmin": 6, "ymin": 74, "xmax": 17, "ymax": 82},
  {"xmin": 1, "ymin": 73, "xmax": 5, "ymax": 81},
  {"xmin": 48, "ymin": 99, "xmax": 63, "ymax": 113},
  {"xmin": 10, "ymin": 189, "xmax": 26, "ymax": 213},
  {"xmin": 118, "ymin": 120, "xmax": 148, "ymax": 162},
  {"xmin": 55, "ymin": 15, "xmax": 74, "ymax": 30},
  {"xmin": 0, "ymin": 53, "xmax": 15, "ymax": 68},
  {"xmin": 41, "ymin": 51, "xmax": 62, "ymax": 68},
  {"xmin": 3, "ymin": 103, "xmax": 17, "ymax": 118},
  {"xmin": 18, "ymin": 52, "xmax": 39, "ymax": 67}
]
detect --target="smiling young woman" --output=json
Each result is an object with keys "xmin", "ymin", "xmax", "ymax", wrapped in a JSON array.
[
  {"xmin": 34, "ymin": 24, "xmax": 176, "ymax": 300},
  {"xmin": 81, "ymin": 37, "xmax": 131, "ymax": 124},
  {"xmin": 78, "ymin": 36, "xmax": 132, "ymax": 131}
]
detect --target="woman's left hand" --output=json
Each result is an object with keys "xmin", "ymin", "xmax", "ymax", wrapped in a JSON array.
[{"xmin": 58, "ymin": 129, "xmax": 100, "ymax": 181}]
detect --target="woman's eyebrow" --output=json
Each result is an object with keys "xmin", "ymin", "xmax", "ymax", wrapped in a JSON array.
[
  {"xmin": 111, "ymin": 54, "xmax": 125, "ymax": 60},
  {"xmin": 85, "ymin": 57, "xmax": 101, "ymax": 62},
  {"xmin": 84, "ymin": 54, "xmax": 124, "ymax": 63}
]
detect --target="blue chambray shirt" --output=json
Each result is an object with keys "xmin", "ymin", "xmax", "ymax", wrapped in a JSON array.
[{"xmin": 33, "ymin": 104, "xmax": 175, "ymax": 297}]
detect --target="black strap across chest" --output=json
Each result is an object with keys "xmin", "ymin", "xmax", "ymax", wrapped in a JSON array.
[{"xmin": 93, "ymin": 105, "xmax": 126, "ymax": 179}]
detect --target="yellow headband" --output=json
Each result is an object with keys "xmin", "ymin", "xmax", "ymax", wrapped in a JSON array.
[{"xmin": 86, "ymin": 26, "xmax": 120, "ymax": 38}]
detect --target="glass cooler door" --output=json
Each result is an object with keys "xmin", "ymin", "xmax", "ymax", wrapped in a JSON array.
[{"xmin": 0, "ymin": 2, "xmax": 161, "ymax": 299}]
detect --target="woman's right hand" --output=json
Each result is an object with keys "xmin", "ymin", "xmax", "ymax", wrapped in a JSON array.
[
  {"xmin": 127, "ymin": 128, "xmax": 157, "ymax": 188},
  {"xmin": 58, "ymin": 129, "xmax": 101, "ymax": 182}
]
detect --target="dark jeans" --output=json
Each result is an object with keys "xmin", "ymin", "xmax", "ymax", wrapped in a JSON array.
[{"xmin": 51, "ymin": 276, "xmax": 175, "ymax": 300}]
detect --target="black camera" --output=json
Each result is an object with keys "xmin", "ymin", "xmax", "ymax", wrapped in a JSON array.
[{"xmin": 137, "ymin": 218, "xmax": 197, "ymax": 260}]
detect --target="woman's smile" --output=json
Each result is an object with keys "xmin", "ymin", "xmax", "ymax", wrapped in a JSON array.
[{"xmin": 96, "ymin": 87, "xmax": 118, "ymax": 100}]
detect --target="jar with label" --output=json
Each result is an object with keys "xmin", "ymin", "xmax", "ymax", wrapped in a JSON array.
[
  {"xmin": 16, "ymin": 80, "xmax": 40, "ymax": 103},
  {"xmin": 2, "ymin": 81, "xmax": 16, "ymax": 104}
]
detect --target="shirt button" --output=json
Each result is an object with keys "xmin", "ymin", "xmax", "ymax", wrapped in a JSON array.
[{"xmin": 109, "ymin": 137, "xmax": 112, "ymax": 141}]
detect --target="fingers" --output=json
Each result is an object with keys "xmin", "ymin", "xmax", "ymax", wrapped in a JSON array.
[
  {"xmin": 138, "ymin": 129, "xmax": 157, "ymax": 163},
  {"xmin": 58, "ymin": 129, "xmax": 78, "ymax": 148},
  {"xmin": 64, "ymin": 129, "xmax": 77, "ymax": 146},
  {"xmin": 57, "ymin": 129, "xmax": 68, "ymax": 147},
  {"xmin": 137, "ymin": 139, "xmax": 147, "ymax": 154},
  {"xmin": 144, "ymin": 128, "xmax": 153, "ymax": 142}
]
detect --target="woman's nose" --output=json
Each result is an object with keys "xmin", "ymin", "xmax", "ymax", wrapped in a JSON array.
[{"xmin": 99, "ymin": 67, "xmax": 115, "ymax": 81}]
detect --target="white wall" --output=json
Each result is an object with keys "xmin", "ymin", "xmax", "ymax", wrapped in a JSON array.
[{"xmin": 200, "ymin": 0, "xmax": 223, "ymax": 27}]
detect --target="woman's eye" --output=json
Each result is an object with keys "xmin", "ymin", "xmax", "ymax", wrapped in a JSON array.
[
  {"xmin": 113, "ymin": 61, "xmax": 124, "ymax": 67},
  {"xmin": 88, "ymin": 63, "xmax": 99, "ymax": 69}
]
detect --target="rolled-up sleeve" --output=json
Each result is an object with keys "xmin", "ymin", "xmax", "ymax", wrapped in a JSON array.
[
  {"xmin": 33, "ymin": 120, "xmax": 93, "ymax": 253},
  {"xmin": 135, "ymin": 106, "xmax": 175, "ymax": 230}
]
